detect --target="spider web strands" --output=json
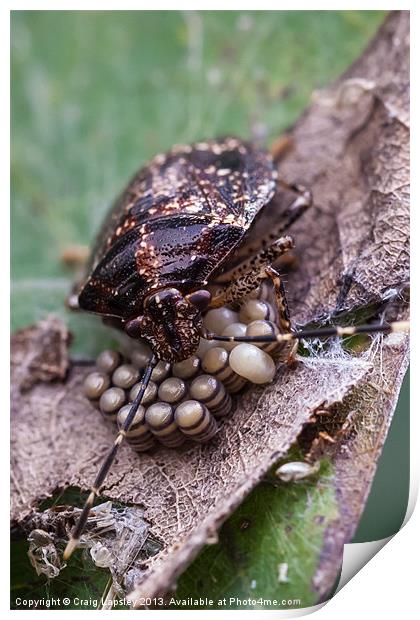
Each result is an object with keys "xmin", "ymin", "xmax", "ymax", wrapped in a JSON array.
[
  {"xmin": 63, "ymin": 355, "xmax": 158, "ymax": 561},
  {"xmin": 206, "ymin": 321, "xmax": 409, "ymax": 344}
]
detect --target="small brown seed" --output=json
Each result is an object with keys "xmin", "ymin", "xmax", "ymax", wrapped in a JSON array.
[
  {"xmin": 96, "ymin": 349, "xmax": 121, "ymax": 374},
  {"xmin": 175, "ymin": 400, "xmax": 218, "ymax": 443},
  {"xmin": 112, "ymin": 364, "xmax": 139, "ymax": 389},
  {"xmin": 83, "ymin": 371, "xmax": 110, "ymax": 400},
  {"xmin": 158, "ymin": 377, "xmax": 188, "ymax": 405}
]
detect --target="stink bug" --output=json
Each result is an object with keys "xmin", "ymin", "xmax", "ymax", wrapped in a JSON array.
[{"xmin": 64, "ymin": 136, "xmax": 408, "ymax": 559}]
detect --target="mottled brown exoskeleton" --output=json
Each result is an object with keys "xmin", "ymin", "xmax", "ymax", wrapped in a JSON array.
[{"xmin": 64, "ymin": 136, "xmax": 408, "ymax": 558}]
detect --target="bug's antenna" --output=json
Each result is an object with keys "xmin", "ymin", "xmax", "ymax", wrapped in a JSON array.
[
  {"xmin": 206, "ymin": 320, "xmax": 409, "ymax": 345},
  {"xmin": 63, "ymin": 355, "xmax": 158, "ymax": 561}
]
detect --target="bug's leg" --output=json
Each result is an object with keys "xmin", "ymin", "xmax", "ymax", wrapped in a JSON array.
[
  {"xmin": 215, "ymin": 183, "xmax": 311, "ymax": 284},
  {"xmin": 264, "ymin": 265, "xmax": 291, "ymax": 333},
  {"xmin": 210, "ymin": 236, "xmax": 294, "ymax": 309},
  {"xmin": 266, "ymin": 179, "xmax": 312, "ymax": 251},
  {"xmin": 63, "ymin": 356, "xmax": 157, "ymax": 560},
  {"xmin": 269, "ymin": 134, "xmax": 294, "ymax": 163},
  {"xmin": 261, "ymin": 179, "xmax": 312, "ymax": 250},
  {"xmin": 204, "ymin": 321, "xmax": 409, "ymax": 345},
  {"xmin": 264, "ymin": 264, "xmax": 298, "ymax": 366}
]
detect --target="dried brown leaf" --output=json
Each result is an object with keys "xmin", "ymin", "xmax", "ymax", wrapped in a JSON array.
[{"xmin": 312, "ymin": 330, "xmax": 409, "ymax": 601}]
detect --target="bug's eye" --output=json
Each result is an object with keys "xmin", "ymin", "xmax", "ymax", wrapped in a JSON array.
[{"xmin": 186, "ymin": 290, "xmax": 211, "ymax": 312}]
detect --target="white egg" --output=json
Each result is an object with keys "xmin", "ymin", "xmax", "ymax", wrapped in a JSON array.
[
  {"xmin": 229, "ymin": 343, "xmax": 276, "ymax": 384},
  {"xmin": 221, "ymin": 322, "xmax": 247, "ymax": 351},
  {"xmin": 203, "ymin": 307, "xmax": 239, "ymax": 333}
]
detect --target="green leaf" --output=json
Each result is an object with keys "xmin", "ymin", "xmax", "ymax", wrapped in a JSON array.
[{"xmin": 173, "ymin": 458, "xmax": 337, "ymax": 610}]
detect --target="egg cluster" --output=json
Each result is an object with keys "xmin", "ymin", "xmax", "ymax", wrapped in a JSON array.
[{"xmin": 84, "ymin": 288, "xmax": 285, "ymax": 451}]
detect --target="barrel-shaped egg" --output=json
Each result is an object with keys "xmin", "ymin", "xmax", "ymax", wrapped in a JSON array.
[
  {"xmin": 112, "ymin": 364, "xmax": 139, "ymax": 389},
  {"xmin": 175, "ymin": 400, "xmax": 218, "ymax": 443},
  {"xmin": 130, "ymin": 341, "xmax": 153, "ymax": 370},
  {"xmin": 196, "ymin": 337, "xmax": 219, "ymax": 360},
  {"xmin": 239, "ymin": 299, "xmax": 276, "ymax": 324},
  {"xmin": 150, "ymin": 361, "xmax": 172, "ymax": 384},
  {"xmin": 203, "ymin": 307, "xmax": 239, "ymax": 334},
  {"xmin": 229, "ymin": 344, "xmax": 276, "ymax": 384},
  {"xmin": 246, "ymin": 320, "xmax": 281, "ymax": 355},
  {"xmin": 84, "ymin": 371, "xmax": 111, "ymax": 402},
  {"xmin": 158, "ymin": 377, "xmax": 188, "ymax": 405},
  {"xmin": 246, "ymin": 281, "xmax": 272, "ymax": 301},
  {"xmin": 99, "ymin": 387, "xmax": 126, "ymax": 422},
  {"xmin": 129, "ymin": 380, "xmax": 158, "ymax": 407},
  {"xmin": 189, "ymin": 374, "xmax": 232, "ymax": 418},
  {"xmin": 172, "ymin": 356, "xmax": 201, "ymax": 380},
  {"xmin": 96, "ymin": 349, "xmax": 121, "ymax": 374},
  {"xmin": 202, "ymin": 346, "xmax": 247, "ymax": 394},
  {"xmin": 117, "ymin": 403, "xmax": 155, "ymax": 452},
  {"xmin": 145, "ymin": 402, "xmax": 185, "ymax": 447},
  {"xmin": 221, "ymin": 322, "xmax": 247, "ymax": 351}
]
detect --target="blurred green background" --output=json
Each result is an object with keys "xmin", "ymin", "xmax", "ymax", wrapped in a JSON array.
[
  {"xmin": 11, "ymin": 10, "xmax": 409, "ymax": 610},
  {"xmin": 11, "ymin": 9, "xmax": 387, "ymax": 354}
]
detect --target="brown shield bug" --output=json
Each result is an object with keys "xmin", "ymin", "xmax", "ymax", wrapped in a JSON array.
[{"xmin": 64, "ymin": 136, "xmax": 408, "ymax": 559}]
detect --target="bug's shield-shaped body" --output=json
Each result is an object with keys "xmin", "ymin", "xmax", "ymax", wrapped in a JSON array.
[{"xmin": 77, "ymin": 137, "xmax": 276, "ymax": 325}]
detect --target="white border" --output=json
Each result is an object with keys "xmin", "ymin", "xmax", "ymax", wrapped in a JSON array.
[{"xmin": 5, "ymin": 3, "xmax": 417, "ymax": 618}]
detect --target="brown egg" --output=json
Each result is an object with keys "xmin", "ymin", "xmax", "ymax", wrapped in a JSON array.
[
  {"xmin": 96, "ymin": 349, "xmax": 121, "ymax": 374},
  {"xmin": 246, "ymin": 319, "xmax": 281, "ymax": 355},
  {"xmin": 239, "ymin": 299, "xmax": 276, "ymax": 324},
  {"xmin": 195, "ymin": 337, "xmax": 219, "ymax": 360},
  {"xmin": 175, "ymin": 400, "xmax": 218, "ymax": 443},
  {"xmin": 202, "ymin": 346, "xmax": 247, "ymax": 394},
  {"xmin": 189, "ymin": 374, "xmax": 232, "ymax": 418},
  {"xmin": 220, "ymin": 322, "xmax": 247, "ymax": 351},
  {"xmin": 158, "ymin": 377, "xmax": 188, "ymax": 405},
  {"xmin": 99, "ymin": 387, "xmax": 126, "ymax": 421},
  {"xmin": 112, "ymin": 364, "xmax": 139, "ymax": 389},
  {"xmin": 145, "ymin": 402, "xmax": 185, "ymax": 447},
  {"xmin": 129, "ymin": 380, "xmax": 158, "ymax": 407},
  {"xmin": 117, "ymin": 403, "xmax": 155, "ymax": 452},
  {"xmin": 203, "ymin": 307, "xmax": 239, "ymax": 333},
  {"xmin": 150, "ymin": 361, "xmax": 172, "ymax": 384},
  {"xmin": 172, "ymin": 356, "xmax": 201, "ymax": 380},
  {"xmin": 83, "ymin": 371, "xmax": 110, "ymax": 401},
  {"xmin": 130, "ymin": 341, "xmax": 153, "ymax": 369}
]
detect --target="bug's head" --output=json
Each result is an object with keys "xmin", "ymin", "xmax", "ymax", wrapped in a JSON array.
[{"xmin": 125, "ymin": 288, "xmax": 211, "ymax": 363}]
